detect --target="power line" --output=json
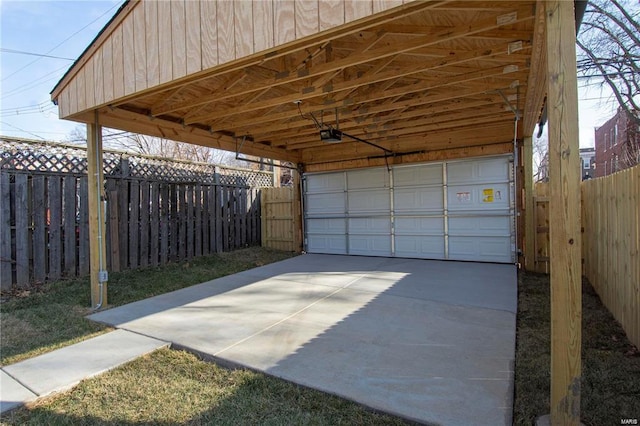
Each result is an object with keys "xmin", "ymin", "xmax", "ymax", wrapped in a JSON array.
[
  {"xmin": 0, "ymin": 64, "xmax": 70, "ymax": 100},
  {"xmin": 0, "ymin": 48, "xmax": 75, "ymax": 61},
  {"xmin": 1, "ymin": 1, "xmax": 122, "ymax": 83},
  {"xmin": 0, "ymin": 121, "xmax": 47, "ymax": 140}
]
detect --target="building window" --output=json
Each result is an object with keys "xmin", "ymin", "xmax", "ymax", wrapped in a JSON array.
[
  {"xmin": 614, "ymin": 123, "xmax": 618, "ymax": 145},
  {"xmin": 604, "ymin": 133, "xmax": 608, "ymax": 150}
]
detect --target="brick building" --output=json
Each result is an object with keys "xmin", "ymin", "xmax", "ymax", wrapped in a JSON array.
[
  {"xmin": 594, "ymin": 109, "xmax": 640, "ymax": 177},
  {"xmin": 579, "ymin": 147, "xmax": 595, "ymax": 180}
]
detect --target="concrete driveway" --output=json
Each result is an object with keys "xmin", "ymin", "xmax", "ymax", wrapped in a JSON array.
[{"xmin": 89, "ymin": 254, "xmax": 517, "ymax": 425}]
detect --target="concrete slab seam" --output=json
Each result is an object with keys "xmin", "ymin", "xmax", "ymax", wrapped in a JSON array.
[
  {"xmin": 213, "ymin": 274, "xmax": 369, "ymax": 357},
  {"xmin": 1, "ymin": 368, "xmax": 40, "ymax": 397}
]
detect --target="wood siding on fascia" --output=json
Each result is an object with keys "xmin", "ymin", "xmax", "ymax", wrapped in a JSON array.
[{"xmin": 56, "ymin": 0, "xmax": 405, "ymax": 118}]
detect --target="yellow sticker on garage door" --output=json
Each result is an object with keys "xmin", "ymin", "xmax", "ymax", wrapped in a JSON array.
[{"xmin": 482, "ymin": 188, "xmax": 494, "ymax": 203}]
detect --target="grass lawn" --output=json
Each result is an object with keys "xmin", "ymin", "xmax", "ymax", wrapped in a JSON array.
[
  {"xmin": 2, "ymin": 250, "xmax": 639, "ymax": 425},
  {"xmin": 0, "ymin": 247, "xmax": 296, "ymax": 365},
  {"xmin": 513, "ymin": 272, "xmax": 640, "ymax": 425},
  {"xmin": 1, "ymin": 348, "xmax": 407, "ymax": 426}
]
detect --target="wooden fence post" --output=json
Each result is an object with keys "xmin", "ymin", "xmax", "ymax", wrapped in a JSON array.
[
  {"xmin": 523, "ymin": 136, "xmax": 535, "ymax": 270},
  {"xmin": 546, "ymin": 1, "xmax": 582, "ymax": 423},
  {"xmin": 87, "ymin": 120, "xmax": 108, "ymax": 309}
]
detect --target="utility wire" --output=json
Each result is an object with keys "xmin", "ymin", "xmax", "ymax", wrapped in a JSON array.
[
  {"xmin": 0, "ymin": 121, "xmax": 48, "ymax": 140},
  {"xmin": 0, "ymin": 48, "xmax": 75, "ymax": 61},
  {"xmin": 1, "ymin": 64, "xmax": 71, "ymax": 101},
  {"xmin": 1, "ymin": 1, "xmax": 122, "ymax": 83}
]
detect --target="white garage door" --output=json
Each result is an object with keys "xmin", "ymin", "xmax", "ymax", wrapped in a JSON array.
[{"xmin": 304, "ymin": 155, "xmax": 515, "ymax": 263}]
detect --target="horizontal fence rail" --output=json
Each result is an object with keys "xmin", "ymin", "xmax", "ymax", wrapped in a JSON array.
[{"xmin": 0, "ymin": 171, "xmax": 262, "ymax": 290}]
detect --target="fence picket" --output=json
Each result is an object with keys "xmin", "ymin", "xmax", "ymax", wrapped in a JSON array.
[
  {"xmin": 32, "ymin": 175, "xmax": 47, "ymax": 283},
  {"xmin": 150, "ymin": 182, "xmax": 160, "ymax": 267},
  {"xmin": 1, "ymin": 174, "xmax": 265, "ymax": 289},
  {"xmin": 160, "ymin": 183, "xmax": 169, "ymax": 265},
  {"xmin": 0, "ymin": 173, "xmax": 11, "ymax": 290},
  {"xmin": 195, "ymin": 184, "xmax": 202, "ymax": 257},
  {"xmin": 140, "ymin": 181, "xmax": 150, "ymax": 268},
  {"xmin": 48, "ymin": 176, "xmax": 62, "ymax": 281},
  {"xmin": 118, "ymin": 179, "xmax": 129, "ymax": 269},
  {"xmin": 79, "ymin": 177, "xmax": 90, "ymax": 275},
  {"xmin": 187, "ymin": 185, "xmax": 194, "ymax": 260},
  {"xmin": 129, "ymin": 180, "xmax": 140, "ymax": 269},
  {"xmin": 63, "ymin": 176, "xmax": 77, "ymax": 276},
  {"xmin": 14, "ymin": 174, "xmax": 29, "ymax": 287}
]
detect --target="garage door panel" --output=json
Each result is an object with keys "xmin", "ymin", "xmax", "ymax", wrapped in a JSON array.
[
  {"xmin": 448, "ymin": 216, "xmax": 512, "ymax": 236},
  {"xmin": 394, "ymin": 164, "xmax": 442, "ymax": 187},
  {"xmin": 395, "ymin": 236, "xmax": 445, "ymax": 259},
  {"xmin": 306, "ymin": 218, "xmax": 346, "ymax": 233},
  {"xmin": 449, "ymin": 236, "xmax": 512, "ymax": 263},
  {"xmin": 349, "ymin": 217, "xmax": 390, "ymax": 234},
  {"xmin": 348, "ymin": 235, "xmax": 391, "ymax": 256},
  {"xmin": 394, "ymin": 187, "xmax": 443, "ymax": 212},
  {"xmin": 305, "ymin": 173, "xmax": 344, "ymax": 193},
  {"xmin": 347, "ymin": 168, "xmax": 389, "ymax": 189},
  {"xmin": 395, "ymin": 217, "xmax": 443, "ymax": 235},
  {"xmin": 306, "ymin": 235, "xmax": 347, "ymax": 254},
  {"xmin": 304, "ymin": 155, "xmax": 514, "ymax": 263},
  {"xmin": 306, "ymin": 193, "xmax": 345, "ymax": 215},
  {"xmin": 447, "ymin": 183, "xmax": 510, "ymax": 211},
  {"xmin": 348, "ymin": 189, "xmax": 390, "ymax": 213},
  {"xmin": 447, "ymin": 157, "xmax": 510, "ymax": 184}
]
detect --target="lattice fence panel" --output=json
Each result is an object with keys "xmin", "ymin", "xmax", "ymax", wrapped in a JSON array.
[{"xmin": 0, "ymin": 137, "xmax": 274, "ymax": 186}]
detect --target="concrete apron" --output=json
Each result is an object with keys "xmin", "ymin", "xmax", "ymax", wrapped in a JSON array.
[{"xmin": 89, "ymin": 254, "xmax": 517, "ymax": 425}]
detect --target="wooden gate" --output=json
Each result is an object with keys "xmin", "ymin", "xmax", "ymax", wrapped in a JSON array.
[{"xmin": 261, "ymin": 187, "xmax": 301, "ymax": 252}]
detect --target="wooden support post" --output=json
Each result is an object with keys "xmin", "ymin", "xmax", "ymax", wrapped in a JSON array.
[
  {"xmin": 292, "ymin": 169, "xmax": 303, "ymax": 252},
  {"xmin": 87, "ymin": 117, "xmax": 108, "ymax": 309},
  {"xmin": 546, "ymin": 1, "xmax": 581, "ymax": 424},
  {"xmin": 523, "ymin": 136, "xmax": 535, "ymax": 270}
]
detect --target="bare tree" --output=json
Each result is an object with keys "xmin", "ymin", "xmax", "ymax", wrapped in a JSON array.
[
  {"xmin": 577, "ymin": 0, "xmax": 640, "ymax": 166},
  {"xmin": 65, "ymin": 126, "xmax": 255, "ymax": 167}
]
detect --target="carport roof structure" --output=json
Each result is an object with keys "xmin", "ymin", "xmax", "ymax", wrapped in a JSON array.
[
  {"xmin": 51, "ymin": 0, "xmax": 546, "ymax": 171},
  {"xmin": 50, "ymin": 1, "xmax": 584, "ymax": 424}
]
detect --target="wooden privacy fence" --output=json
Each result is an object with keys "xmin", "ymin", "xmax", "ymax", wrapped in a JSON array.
[
  {"xmin": 261, "ymin": 186, "xmax": 301, "ymax": 252},
  {"xmin": 582, "ymin": 166, "xmax": 639, "ymax": 348},
  {"xmin": 531, "ymin": 166, "xmax": 639, "ymax": 347},
  {"xmin": 0, "ymin": 171, "xmax": 261, "ymax": 290}
]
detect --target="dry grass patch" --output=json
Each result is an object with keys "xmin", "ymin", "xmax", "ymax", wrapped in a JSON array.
[
  {"xmin": 0, "ymin": 247, "xmax": 296, "ymax": 365},
  {"xmin": 513, "ymin": 272, "xmax": 640, "ymax": 425},
  {"xmin": 2, "ymin": 348, "xmax": 408, "ymax": 425}
]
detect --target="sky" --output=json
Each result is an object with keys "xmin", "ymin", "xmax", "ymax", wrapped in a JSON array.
[{"xmin": 0, "ymin": 0, "xmax": 623, "ymax": 149}]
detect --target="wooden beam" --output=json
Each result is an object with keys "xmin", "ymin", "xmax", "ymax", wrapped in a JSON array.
[
  {"xmin": 86, "ymin": 118, "xmax": 108, "ymax": 309},
  {"xmin": 546, "ymin": 1, "xmax": 582, "ymax": 424},
  {"xmin": 304, "ymin": 141, "xmax": 513, "ymax": 172},
  {"xmin": 98, "ymin": 107, "xmax": 301, "ymax": 163},
  {"xmin": 523, "ymin": 136, "xmax": 535, "ymax": 270},
  {"xmin": 174, "ymin": 8, "xmax": 534, "ymax": 121}
]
